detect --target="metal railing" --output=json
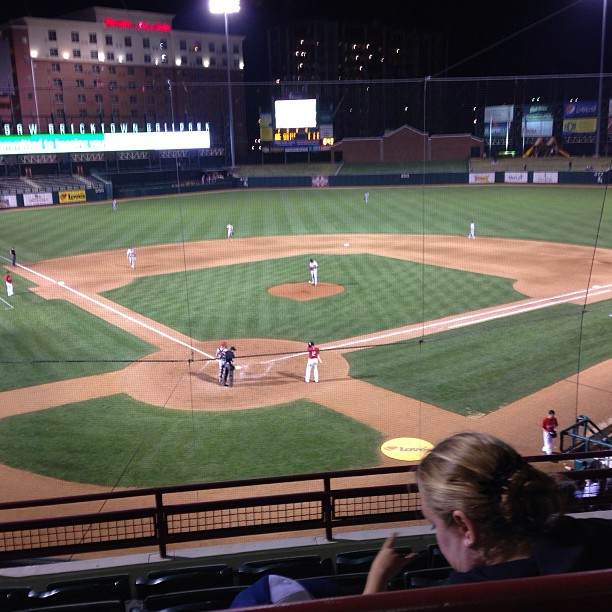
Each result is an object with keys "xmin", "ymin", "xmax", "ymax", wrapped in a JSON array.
[{"xmin": 0, "ymin": 451, "xmax": 610, "ymax": 563}]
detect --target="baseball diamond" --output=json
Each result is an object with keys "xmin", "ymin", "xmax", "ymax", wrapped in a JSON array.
[{"xmin": 0, "ymin": 184, "xmax": 612, "ymax": 502}]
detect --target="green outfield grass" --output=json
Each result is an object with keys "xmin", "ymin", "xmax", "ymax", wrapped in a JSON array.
[
  {"xmin": 0, "ymin": 397, "xmax": 382, "ymax": 487},
  {"xmin": 0, "ymin": 279, "xmax": 156, "ymax": 392},
  {"xmin": 0, "ymin": 185, "xmax": 611, "ymax": 264},
  {"xmin": 346, "ymin": 300, "xmax": 612, "ymax": 415},
  {"xmin": 101, "ymin": 254, "xmax": 523, "ymax": 343}
]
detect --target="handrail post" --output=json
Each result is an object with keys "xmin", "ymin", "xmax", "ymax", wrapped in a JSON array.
[
  {"xmin": 155, "ymin": 492, "xmax": 169, "ymax": 558},
  {"xmin": 323, "ymin": 477, "xmax": 333, "ymax": 541}
]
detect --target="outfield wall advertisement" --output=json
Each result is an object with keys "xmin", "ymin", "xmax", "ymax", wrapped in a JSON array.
[
  {"xmin": 23, "ymin": 193, "xmax": 53, "ymax": 207},
  {"xmin": 563, "ymin": 101, "xmax": 598, "ymax": 135}
]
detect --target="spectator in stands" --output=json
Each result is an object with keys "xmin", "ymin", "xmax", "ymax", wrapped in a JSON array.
[{"xmin": 364, "ymin": 432, "xmax": 612, "ymax": 593}]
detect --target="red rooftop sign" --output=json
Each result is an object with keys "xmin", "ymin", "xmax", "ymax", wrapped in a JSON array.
[{"xmin": 103, "ymin": 17, "xmax": 172, "ymax": 32}]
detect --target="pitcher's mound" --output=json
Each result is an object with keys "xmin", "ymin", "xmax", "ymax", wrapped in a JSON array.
[{"xmin": 268, "ymin": 282, "xmax": 345, "ymax": 301}]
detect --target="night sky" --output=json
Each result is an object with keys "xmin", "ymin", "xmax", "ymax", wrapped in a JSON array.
[{"xmin": 0, "ymin": 0, "xmax": 609, "ymax": 79}]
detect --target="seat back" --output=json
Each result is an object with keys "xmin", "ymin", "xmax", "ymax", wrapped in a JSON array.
[
  {"xmin": 237, "ymin": 555, "xmax": 333, "ymax": 585},
  {"xmin": 135, "ymin": 564, "xmax": 234, "ymax": 599},
  {"xmin": 33, "ymin": 574, "xmax": 131, "ymax": 606},
  {"xmin": 143, "ymin": 585, "xmax": 247, "ymax": 611}
]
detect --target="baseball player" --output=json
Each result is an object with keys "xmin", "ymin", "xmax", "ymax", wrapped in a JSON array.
[
  {"xmin": 364, "ymin": 191, "xmax": 369, "ymax": 203},
  {"xmin": 112, "ymin": 198, "xmax": 117, "ymax": 211},
  {"xmin": 127, "ymin": 246, "xmax": 136, "ymax": 269},
  {"xmin": 4, "ymin": 271, "xmax": 14, "ymax": 296},
  {"xmin": 541, "ymin": 409, "xmax": 558, "ymax": 455},
  {"xmin": 221, "ymin": 346, "xmax": 237, "ymax": 387},
  {"xmin": 308, "ymin": 258, "xmax": 318, "ymax": 286},
  {"xmin": 227, "ymin": 223, "xmax": 234, "ymax": 239},
  {"xmin": 305, "ymin": 341, "xmax": 322, "ymax": 383},
  {"xmin": 216, "ymin": 341, "xmax": 227, "ymax": 383},
  {"xmin": 468, "ymin": 221, "xmax": 476, "ymax": 239}
]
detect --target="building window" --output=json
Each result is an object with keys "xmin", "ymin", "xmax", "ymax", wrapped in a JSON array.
[
  {"xmin": 51, "ymin": 63, "xmax": 60, "ymax": 72},
  {"xmin": 131, "ymin": 109, "xmax": 139, "ymax": 118},
  {"xmin": 95, "ymin": 94, "xmax": 103, "ymax": 103},
  {"xmin": 53, "ymin": 78, "xmax": 63, "ymax": 88},
  {"xmin": 126, "ymin": 53, "xmax": 133, "ymax": 62},
  {"xmin": 92, "ymin": 65, "xmax": 101, "ymax": 74},
  {"xmin": 79, "ymin": 108, "xmax": 87, "ymax": 117},
  {"xmin": 129, "ymin": 95, "xmax": 137, "ymax": 104},
  {"xmin": 107, "ymin": 53, "xmax": 115, "ymax": 62},
  {"xmin": 233, "ymin": 43, "xmax": 240, "ymax": 54},
  {"xmin": 93, "ymin": 80, "xmax": 103, "ymax": 88},
  {"xmin": 105, "ymin": 35, "xmax": 113, "ymax": 45},
  {"xmin": 90, "ymin": 50, "xmax": 98, "ymax": 60},
  {"xmin": 143, "ymin": 38, "xmax": 150, "ymax": 49},
  {"xmin": 144, "ymin": 54, "xmax": 151, "ymax": 64},
  {"xmin": 111, "ymin": 95, "xmax": 119, "ymax": 103},
  {"xmin": 127, "ymin": 67, "xmax": 135, "ymax": 75},
  {"xmin": 108, "ymin": 65, "xmax": 116, "ymax": 74},
  {"xmin": 89, "ymin": 33, "xmax": 97, "ymax": 44},
  {"xmin": 193, "ymin": 41, "xmax": 201, "ymax": 53},
  {"xmin": 196, "ymin": 55, "xmax": 202, "ymax": 65},
  {"xmin": 180, "ymin": 40, "xmax": 187, "ymax": 50},
  {"xmin": 160, "ymin": 40, "xmax": 167, "ymax": 50},
  {"xmin": 74, "ymin": 64, "xmax": 83, "ymax": 73},
  {"xmin": 124, "ymin": 36, "xmax": 132, "ymax": 47},
  {"xmin": 145, "ymin": 68, "xmax": 152, "ymax": 76},
  {"xmin": 73, "ymin": 49, "xmax": 81, "ymax": 58},
  {"xmin": 71, "ymin": 32, "xmax": 80, "ymax": 43},
  {"xmin": 209, "ymin": 42, "xmax": 215, "ymax": 52},
  {"xmin": 77, "ymin": 94, "xmax": 86, "ymax": 103},
  {"xmin": 128, "ymin": 81, "xmax": 136, "ymax": 89},
  {"xmin": 54, "ymin": 93, "xmax": 63, "ymax": 103},
  {"xmin": 48, "ymin": 30, "xmax": 57, "ymax": 41},
  {"xmin": 109, "ymin": 80, "xmax": 117, "ymax": 90},
  {"xmin": 75, "ymin": 79, "xmax": 84, "ymax": 88},
  {"xmin": 210, "ymin": 57, "xmax": 216, "ymax": 67},
  {"xmin": 181, "ymin": 55, "xmax": 188, "ymax": 65},
  {"xmin": 161, "ymin": 54, "xmax": 168, "ymax": 64},
  {"xmin": 221, "ymin": 43, "xmax": 227, "ymax": 54},
  {"xmin": 50, "ymin": 48, "xmax": 59, "ymax": 57}
]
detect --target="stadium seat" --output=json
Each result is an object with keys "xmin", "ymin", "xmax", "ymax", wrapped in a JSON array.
[
  {"xmin": 30, "ymin": 574, "xmax": 131, "ymax": 606},
  {"xmin": 403, "ymin": 566, "xmax": 453, "ymax": 589},
  {"xmin": 426, "ymin": 544, "xmax": 449, "ymax": 568},
  {"xmin": 0, "ymin": 586, "xmax": 32, "ymax": 611},
  {"xmin": 142, "ymin": 585, "xmax": 246, "ymax": 611},
  {"xmin": 312, "ymin": 572, "xmax": 369, "ymax": 596},
  {"xmin": 14, "ymin": 600, "xmax": 125, "ymax": 612},
  {"xmin": 335, "ymin": 547, "xmax": 413, "ymax": 574},
  {"xmin": 236, "ymin": 555, "xmax": 334, "ymax": 585},
  {"xmin": 135, "ymin": 564, "xmax": 234, "ymax": 599}
]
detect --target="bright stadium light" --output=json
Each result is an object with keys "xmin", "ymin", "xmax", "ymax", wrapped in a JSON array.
[{"xmin": 209, "ymin": 0, "xmax": 240, "ymax": 168}]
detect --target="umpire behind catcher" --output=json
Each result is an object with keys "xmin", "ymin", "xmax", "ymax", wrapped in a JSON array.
[{"xmin": 221, "ymin": 346, "xmax": 237, "ymax": 387}]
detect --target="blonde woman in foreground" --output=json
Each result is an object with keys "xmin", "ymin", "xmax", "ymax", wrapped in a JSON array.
[{"xmin": 365, "ymin": 432, "xmax": 612, "ymax": 592}]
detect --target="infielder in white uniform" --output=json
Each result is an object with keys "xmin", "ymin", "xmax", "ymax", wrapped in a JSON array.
[
  {"xmin": 309, "ymin": 258, "xmax": 318, "ymax": 286},
  {"xmin": 127, "ymin": 247, "xmax": 136, "ymax": 268},
  {"xmin": 227, "ymin": 223, "xmax": 234, "ymax": 239},
  {"xmin": 468, "ymin": 221, "xmax": 475, "ymax": 239}
]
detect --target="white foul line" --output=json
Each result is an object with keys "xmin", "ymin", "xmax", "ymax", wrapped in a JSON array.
[
  {"xmin": 324, "ymin": 284, "xmax": 612, "ymax": 352},
  {"xmin": 17, "ymin": 263, "xmax": 214, "ymax": 359},
  {"xmin": 0, "ymin": 296, "xmax": 13, "ymax": 309}
]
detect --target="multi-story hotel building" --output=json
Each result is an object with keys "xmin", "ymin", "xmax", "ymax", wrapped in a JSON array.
[{"xmin": 0, "ymin": 6, "xmax": 245, "ymax": 163}]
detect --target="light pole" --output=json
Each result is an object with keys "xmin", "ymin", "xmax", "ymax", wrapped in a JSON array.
[
  {"xmin": 595, "ymin": 0, "xmax": 607, "ymax": 157},
  {"xmin": 209, "ymin": 0, "xmax": 240, "ymax": 168},
  {"xmin": 29, "ymin": 50, "xmax": 40, "ymax": 130}
]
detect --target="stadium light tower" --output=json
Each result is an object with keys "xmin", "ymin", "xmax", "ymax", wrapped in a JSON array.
[
  {"xmin": 29, "ymin": 50, "xmax": 40, "ymax": 130},
  {"xmin": 209, "ymin": 0, "xmax": 240, "ymax": 168},
  {"xmin": 595, "ymin": 0, "xmax": 607, "ymax": 157}
]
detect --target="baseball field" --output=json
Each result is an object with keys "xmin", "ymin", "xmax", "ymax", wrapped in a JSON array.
[{"xmin": 1, "ymin": 183, "xmax": 612, "ymax": 500}]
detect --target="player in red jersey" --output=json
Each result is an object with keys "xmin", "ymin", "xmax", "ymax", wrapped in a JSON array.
[{"xmin": 305, "ymin": 341, "xmax": 322, "ymax": 383}]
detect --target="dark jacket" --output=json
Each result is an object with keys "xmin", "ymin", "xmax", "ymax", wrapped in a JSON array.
[{"xmin": 445, "ymin": 516, "xmax": 612, "ymax": 584}]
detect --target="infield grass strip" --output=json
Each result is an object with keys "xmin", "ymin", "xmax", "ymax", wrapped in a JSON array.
[
  {"xmin": 346, "ymin": 300, "xmax": 612, "ymax": 415},
  {"xmin": 1, "ymin": 185, "xmax": 611, "ymax": 263},
  {"xmin": 0, "ymin": 397, "xmax": 382, "ymax": 486},
  {"xmin": 0, "ymin": 281, "xmax": 156, "ymax": 392},
  {"xmin": 101, "ymin": 255, "xmax": 523, "ymax": 343}
]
